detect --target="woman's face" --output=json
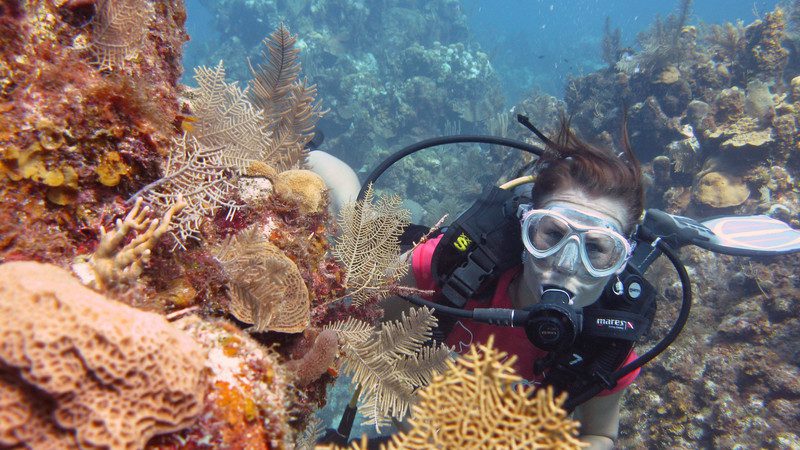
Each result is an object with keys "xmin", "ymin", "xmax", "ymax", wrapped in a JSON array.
[{"xmin": 517, "ymin": 188, "xmax": 631, "ymax": 309}]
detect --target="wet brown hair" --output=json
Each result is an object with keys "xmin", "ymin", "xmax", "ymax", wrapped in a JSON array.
[{"xmin": 531, "ymin": 116, "xmax": 644, "ymax": 234}]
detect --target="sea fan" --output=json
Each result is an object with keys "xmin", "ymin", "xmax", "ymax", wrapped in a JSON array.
[
  {"xmin": 189, "ymin": 61, "xmax": 271, "ymax": 175},
  {"xmin": 214, "ymin": 226, "xmax": 310, "ymax": 333},
  {"xmin": 325, "ymin": 307, "xmax": 452, "ymax": 430},
  {"xmin": 333, "ymin": 184, "xmax": 411, "ymax": 305},
  {"xmin": 136, "ymin": 133, "xmax": 240, "ymax": 246},
  {"xmin": 89, "ymin": 0, "xmax": 154, "ymax": 71}
]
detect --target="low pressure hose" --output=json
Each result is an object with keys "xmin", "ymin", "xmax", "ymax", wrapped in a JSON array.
[{"xmin": 358, "ymin": 135, "xmax": 543, "ymax": 200}]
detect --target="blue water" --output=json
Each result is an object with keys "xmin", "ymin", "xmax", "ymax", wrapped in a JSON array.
[
  {"xmin": 461, "ymin": 0, "xmax": 782, "ymax": 98},
  {"xmin": 184, "ymin": 0, "xmax": 782, "ymax": 102}
]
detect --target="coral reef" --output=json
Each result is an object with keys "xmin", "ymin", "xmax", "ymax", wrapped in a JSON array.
[
  {"xmin": 4, "ymin": 0, "xmax": 800, "ymax": 448},
  {"xmin": 0, "ymin": 3, "xmax": 351, "ymax": 449},
  {"xmin": 0, "ymin": 0, "xmax": 187, "ymax": 264},
  {"xmin": 0, "ymin": 261, "xmax": 206, "ymax": 449},
  {"xmin": 319, "ymin": 336, "xmax": 586, "ymax": 449},
  {"xmin": 152, "ymin": 317, "xmax": 295, "ymax": 450},
  {"xmin": 189, "ymin": 0, "xmax": 507, "ymax": 224}
]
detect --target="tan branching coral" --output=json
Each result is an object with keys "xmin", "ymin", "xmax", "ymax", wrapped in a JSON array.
[
  {"xmin": 134, "ymin": 133, "xmax": 242, "ymax": 246},
  {"xmin": 189, "ymin": 61, "xmax": 271, "ymax": 174},
  {"xmin": 249, "ymin": 24, "xmax": 327, "ymax": 170},
  {"xmin": 320, "ymin": 336, "xmax": 586, "ymax": 449},
  {"xmin": 215, "ymin": 226, "xmax": 310, "ymax": 333},
  {"xmin": 0, "ymin": 261, "xmax": 206, "ymax": 450},
  {"xmin": 89, "ymin": 0, "xmax": 155, "ymax": 71},
  {"xmin": 73, "ymin": 196, "xmax": 187, "ymax": 289},
  {"xmin": 129, "ymin": 24, "xmax": 325, "ymax": 248},
  {"xmin": 325, "ymin": 307, "xmax": 452, "ymax": 430},
  {"xmin": 387, "ymin": 336, "xmax": 586, "ymax": 449}
]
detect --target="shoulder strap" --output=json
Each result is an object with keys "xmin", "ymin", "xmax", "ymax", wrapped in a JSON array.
[{"xmin": 431, "ymin": 186, "xmax": 525, "ymax": 306}]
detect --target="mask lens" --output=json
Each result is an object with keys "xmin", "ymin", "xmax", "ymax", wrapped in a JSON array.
[
  {"xmin": 529, "ymin": 214, "xmax": 570, "ymax": 252},
  {"xmin": 583, "ymin": 230, "xmax": 626, "ymax": 271},
  {"xmin": 523, "ymin": 209, "xmax": 631, "ymax": 276}
]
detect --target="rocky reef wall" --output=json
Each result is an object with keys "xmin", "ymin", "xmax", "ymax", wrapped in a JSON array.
[{"xmin": 0, "ymin": 2, "xmax": 352, "ymax": 448}]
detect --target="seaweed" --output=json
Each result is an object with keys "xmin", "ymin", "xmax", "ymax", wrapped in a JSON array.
[{"xmin": 601, "ymin": 17, "xmax": 623, "ymax": 69}]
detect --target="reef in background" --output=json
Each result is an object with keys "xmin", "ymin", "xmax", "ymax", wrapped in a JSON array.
[
  {"xmin": 187, "ymin": 0, "xmax": 514, "ymax": 224},
  {"xmin": 526, "ymin": 2, "xmax": 800, "ymax": 448}
]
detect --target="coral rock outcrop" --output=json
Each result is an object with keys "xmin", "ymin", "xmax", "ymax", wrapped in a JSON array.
[
  {"xmin": 694, "ymin": 171, "xmax": 750, "ymax": 208},
  {"xmin": 0, "ymin": 261, "xmax": 206, "ymax": 450}
]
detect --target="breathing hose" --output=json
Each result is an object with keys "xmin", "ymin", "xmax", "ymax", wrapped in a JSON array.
[{"xmin": 563, "ymin": 236, "xmax": 692, "ymax": 410}]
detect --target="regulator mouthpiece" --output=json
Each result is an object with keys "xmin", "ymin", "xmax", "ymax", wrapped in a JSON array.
[{"xmin": 541, "ymin": 286, "xmax": 574, "ymax": 305}]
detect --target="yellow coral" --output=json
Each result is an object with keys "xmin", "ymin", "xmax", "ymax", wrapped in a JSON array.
[
  {"xmin": 273, "ymin": 169, "xmax": 328, "ymax": 214},
  {"xmin": 0, "ymin": 123, "xmax": 80, "ymax": 205},
  {"xmin": 96, "ymin": 151, "xmax": 131, "ymax": 186}
]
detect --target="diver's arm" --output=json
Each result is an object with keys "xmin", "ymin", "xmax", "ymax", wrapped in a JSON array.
[
  {"xmin": 573, "ymin": 390, "xmax": 623, "ymax": 450},
  {"xmin": 307, "ymin": 150, "xmax": 361, "ymax": 215}
]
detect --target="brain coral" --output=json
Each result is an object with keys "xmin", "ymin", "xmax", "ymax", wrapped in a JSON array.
[
  {"xmin": 273, "ymin": 169, "xmax": 328, "ymax": 214},
  {"xmin": 0, "ymin": 261, "xmax": 206, "ymax": 450}
]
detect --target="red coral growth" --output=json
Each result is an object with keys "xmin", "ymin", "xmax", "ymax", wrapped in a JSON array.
[{"xmin": 0, "ymin": 1, "xmax": 187, "ymax": 274}]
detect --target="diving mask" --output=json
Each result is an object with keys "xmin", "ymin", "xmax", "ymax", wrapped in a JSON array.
[{"xmin": 520, "ymin": 205, "xmax": 633, "ymax": 278}]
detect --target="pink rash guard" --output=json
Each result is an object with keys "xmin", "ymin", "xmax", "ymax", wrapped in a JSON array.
[{"xmin": 412, "ymin": 235, "xmax": 640, "ymax": 395}]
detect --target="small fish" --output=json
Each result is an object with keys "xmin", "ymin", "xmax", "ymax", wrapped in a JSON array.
[
  {"xmin": 305, "ymin": 129, "xmax": 325, "ymax": 150},
  {"xmin": 178, "ymin": 115, "xmax": 198, "ymax": 133},
  {"xmin": 537, "ymin": 55, "xmax": 545, "ymax": 59}
]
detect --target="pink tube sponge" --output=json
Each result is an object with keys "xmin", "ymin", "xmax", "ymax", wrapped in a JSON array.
[{"xmin": 286, "ymin": 329, "xmax": 340, "ymax": 386}]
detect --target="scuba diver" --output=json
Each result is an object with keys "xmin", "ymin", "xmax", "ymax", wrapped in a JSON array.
[
  {"xmin": 320, "ymin": 114, "xmax": 800, "ymax": 449},
  {"xmin": 386, "ymin": 116, "xmax": 643, "ymax": 449}
]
